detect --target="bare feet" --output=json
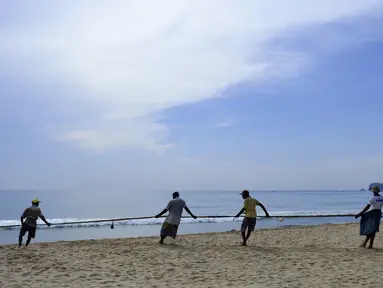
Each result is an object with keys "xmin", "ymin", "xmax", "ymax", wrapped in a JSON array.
[
  {"xmin": 241, "ymin": 242, "xmax": 247, "ymax": 246},
  {"xmin": 359, "ymin": 244, "xmax": 366, "ymax": 248},
  {"xmin": 159, "ymin": 240, "xmax": 164, "ymax": 244},
  {"xmin": 368, "ymin": 246, "xmax": 373, "ymax": 249}
]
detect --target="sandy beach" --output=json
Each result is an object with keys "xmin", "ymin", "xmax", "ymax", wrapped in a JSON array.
[{"xmin": 1, "ymin": 223, "xmax": 383, "ymax": 288}]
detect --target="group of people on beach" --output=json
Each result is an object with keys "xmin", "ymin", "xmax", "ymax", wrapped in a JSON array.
[
  {"xmin": 18, "ymin": 187, "xmax": 383, "ymax": 248},
  {"xmin": 154, "ymin": 190, "xmax": 270, "ymax": 246}
]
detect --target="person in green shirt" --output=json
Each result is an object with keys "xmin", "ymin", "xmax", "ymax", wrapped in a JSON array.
[{"xmin": 235, "ymin": 190, "xmax": 270, "ymax": 246}]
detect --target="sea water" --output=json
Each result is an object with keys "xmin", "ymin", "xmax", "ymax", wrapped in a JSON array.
[{"xmin": 0, "ymin": 190, "xmax": 368, "ymax": 244}]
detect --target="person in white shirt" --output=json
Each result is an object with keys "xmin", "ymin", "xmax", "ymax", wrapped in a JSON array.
[
  {"xmin": 355, "ymin": 186, "xmax": 383, "ymax": 249},
  {"xmin": 155, "ymin": 191, "xmax": 197, "ymax": 244}
]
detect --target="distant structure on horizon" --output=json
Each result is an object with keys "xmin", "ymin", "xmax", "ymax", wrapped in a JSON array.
[{"xmin": 369, "ymin": 183, "xmax": 383, "ymax": 191}]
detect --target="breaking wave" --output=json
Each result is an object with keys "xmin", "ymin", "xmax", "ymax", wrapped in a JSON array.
[{"xmin": 0, "ymin": 210, "xmax": 357, "ymax": 230}]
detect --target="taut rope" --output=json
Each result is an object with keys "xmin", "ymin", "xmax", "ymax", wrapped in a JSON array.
[{"xmin": 0, "ymin": 214, "xmax": 358, "ymax": 229}]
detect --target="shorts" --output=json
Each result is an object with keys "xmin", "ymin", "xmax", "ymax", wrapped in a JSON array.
[
  {"xmin": 20, "ymin": 224, "xmax": 36, "ymax": 238},
  {"xmin": 241, "ymin": 217, "xmax": 256, "ymax": 232}
]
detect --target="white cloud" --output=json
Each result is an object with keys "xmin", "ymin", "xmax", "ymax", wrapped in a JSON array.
[
  {"xmin": 215, "ymin": 118, "xmax": 235, "ymax": 128},
  {"xmin": 53, "ymin": 117, "xmax": 172, "ymax": 152},
  {"xmin": 1, "ymin": 0, "xmax": 382, "ymax": 151}
]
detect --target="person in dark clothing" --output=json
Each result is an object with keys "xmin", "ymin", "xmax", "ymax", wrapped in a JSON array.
[{"xmin": 19, "ymin": 199, "xmax": 51, "ymax": 247}]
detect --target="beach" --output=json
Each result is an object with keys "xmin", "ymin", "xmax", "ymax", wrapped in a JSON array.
[{"xmin": 1, "ymin": 223, "xmax": 383, "ymax": 288}]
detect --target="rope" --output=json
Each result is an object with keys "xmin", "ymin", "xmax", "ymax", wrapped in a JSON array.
[{"xmin": 0, "ymin": 214, "xmax": 357, "ymax": 229}]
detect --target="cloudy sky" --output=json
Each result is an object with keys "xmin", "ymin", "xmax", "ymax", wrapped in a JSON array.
[{"xmin": 1, "ymin": 0, "xmax": 383, "ymax": 191}]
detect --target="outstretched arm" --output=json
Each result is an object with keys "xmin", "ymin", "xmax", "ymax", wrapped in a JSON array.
[
  {"xmin": 39, "ymin": 215, "xmax": 51, "ymax": 226},
  {"xmin": 355, "ymin": 204, "xmax": 370, "ymax": 219},
  {"xmin": 156, "ymin": 201, "xmax": 172, "ymax": 218},
  {"xmin": 185, "ymin": 206, "xmax": 197, "ymax": 219},
  {"xmin": 155, "ymin": 209, "xmax": 168, "ymax": 218},
  {"xmin": 258, "ymin": 202, "xmax": 270, "ymax": 218},
  {"xmin": 235, "ymin": 208, "xmax": 245, "ymax": 218}
]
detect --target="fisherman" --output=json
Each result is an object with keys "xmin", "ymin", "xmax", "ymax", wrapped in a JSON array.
[
  {"xmin": 234, "ymin": 190, "xmax": 270, "ymax": 246},
  {"xmin": 155, "ymin": 191, "xmax": 197, "ymax": 244},
  {"xmin": 19, "ymin": 199, "xmax": 51, "ymax": 247},
  {"xmin": 355, "ymin": 186, "xmax": 383, "ymax": 249}
]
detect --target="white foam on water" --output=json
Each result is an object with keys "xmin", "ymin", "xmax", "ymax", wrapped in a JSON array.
[{"xmin": 0, "ymin": 210, "xmax": 357, "ymax": 230}]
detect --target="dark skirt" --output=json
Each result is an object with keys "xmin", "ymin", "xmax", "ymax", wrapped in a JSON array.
[
  {"xmin": 160, "ymin": 222, "xmax": 179, "ymax": 239},
  {"xmin": 360, "ymin": 209, "xmax": 382, "ymax": 236}
]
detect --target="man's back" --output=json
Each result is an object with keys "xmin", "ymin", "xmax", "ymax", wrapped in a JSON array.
[
  {"xmin": 165, "ymin": 197, "xmax": 186, "ymax": 225},
  {"xmin": 369, "ymin": 195, "xmax": 383, "ymax": 210},
  {"xmin": 22, "ymin": 206, "xmax": 43, "ymax": 227},
  {"xmin": 244, "ymin": 197, "xmax": 259, "ymax": 218}
]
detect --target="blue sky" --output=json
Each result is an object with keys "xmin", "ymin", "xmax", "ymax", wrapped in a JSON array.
[{"xmin": 1, "ymin": 1, "xmax": 383, "ymax": 190}]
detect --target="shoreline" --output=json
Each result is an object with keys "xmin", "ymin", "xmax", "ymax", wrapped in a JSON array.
[
  {"xmin": 0, "ymin": 222, "xmax": 348, "ymax": 246},
  {"xmin": 2, "ymin": 223, "xmax": 382, "ymax": 287},
  {"xmin": 0, "ymin": 218, "xmax": 358, "ymax": 246}
]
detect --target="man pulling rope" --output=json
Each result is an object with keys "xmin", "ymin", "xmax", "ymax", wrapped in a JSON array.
[{"xmin": 19, "ymin": 199, "xmax": 51, "ymax": 247}]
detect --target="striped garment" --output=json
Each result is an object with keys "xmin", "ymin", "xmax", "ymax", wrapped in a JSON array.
[{"xmin": 160, "ymin": 221, "xmax": 179, "ymax": 239}]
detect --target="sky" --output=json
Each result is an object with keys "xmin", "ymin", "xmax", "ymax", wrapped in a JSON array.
[{"xmin": 1, "ymin": 0, "xmax": 383, "ymax": 191}]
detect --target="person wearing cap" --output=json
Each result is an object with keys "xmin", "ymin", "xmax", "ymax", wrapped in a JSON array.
[
  {"xmin": 235, "ymin": 190, "xmax": 270, "ymax": 246},
  {"xmin": 355, "ymin": 186, "xmax": 383, "ymax": 249},
  {"xmin": 19, "ymin": 199, "xmax": 51, "ymax": 247},
  {"xmin": 155, "ymin": 191, "xmax": 197, "ymax": 244}
]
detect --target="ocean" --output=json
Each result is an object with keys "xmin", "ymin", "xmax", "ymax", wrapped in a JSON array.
[{"xmin": 0, "ymin": 190, "xmax": 369, "ymax": 245}]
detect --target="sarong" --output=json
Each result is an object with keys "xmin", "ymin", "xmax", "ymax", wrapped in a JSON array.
[
  {"xmin": 360, "ymin": 209, "xmax": 382, "ymax": 236},
  {"xmin": 160, "ymin": 222, "xmax": 179, "ymax": 239}
]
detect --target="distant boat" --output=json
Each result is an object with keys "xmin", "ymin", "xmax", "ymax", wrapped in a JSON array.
[{"xmin": 360, "ymin": 189, "xmax": 366, "ymax": 191}]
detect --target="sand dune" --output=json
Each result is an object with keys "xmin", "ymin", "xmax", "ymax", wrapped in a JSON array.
[{"xmin": 1, "ymin": 223, "xmax": 383, "ymax": 288}]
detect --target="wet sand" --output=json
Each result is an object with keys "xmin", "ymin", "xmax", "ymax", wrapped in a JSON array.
[{"xmin": 1, "ymin": 223, "xmax": 383, "ymax": 288}]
